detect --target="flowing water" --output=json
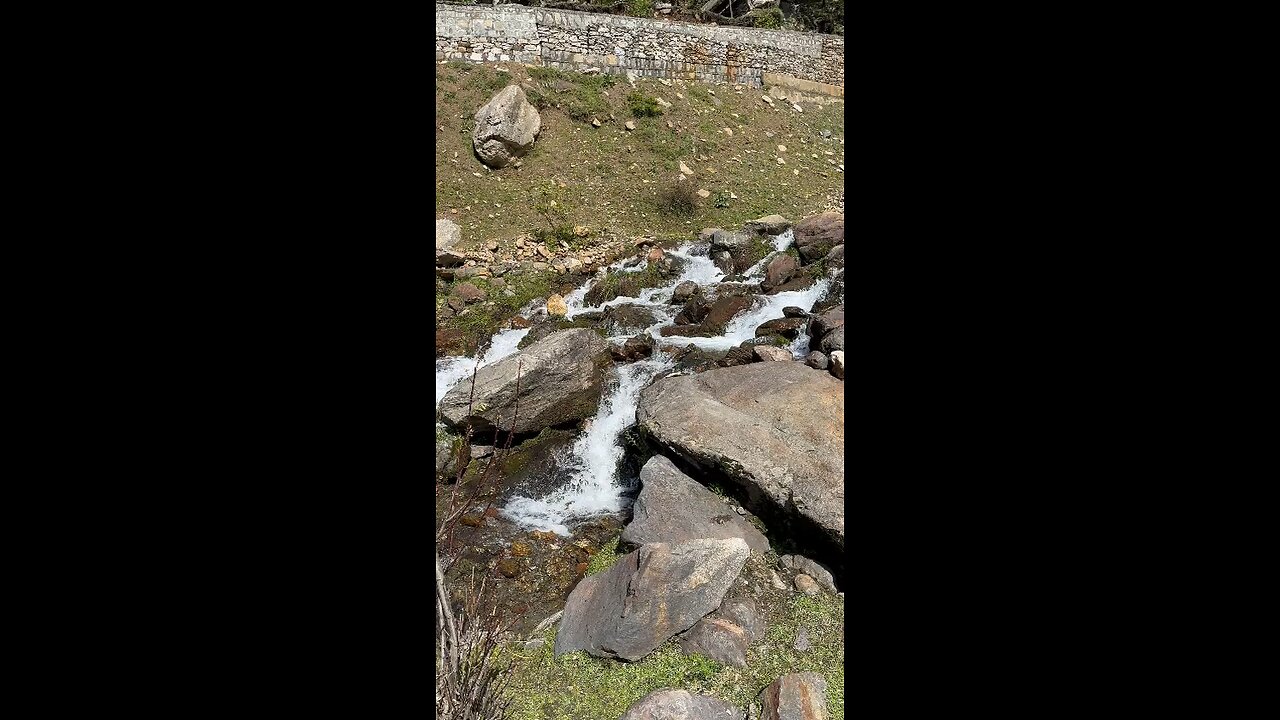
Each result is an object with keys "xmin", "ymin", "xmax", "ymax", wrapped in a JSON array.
[{"xmin": 435, "ymin": 231, "xmax": 839, "ymax": 535}]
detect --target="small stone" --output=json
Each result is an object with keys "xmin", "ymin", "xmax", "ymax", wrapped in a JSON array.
[
  {"xmin": 795, "ymin": 574, "xmax": 820, "ymax": 596},
  {"xmin": 793, "ymin": 628, "xmax": 810, "ymax": 652},
  {"xmin": 724, "ymin": 127, "xmax": 733, "ymax": 136},
  {"xmin": 592, "ymin": 118, "xmax": 601, "ymax": 127},
  {"xmin": 805, "ymin": 351, "xmax": 829, "ymax": 370},
  {"xmin": 697, "ymin": 189, "xmax": 710, "ymax": 198},
  {"xmin": 761, "ymin": 95, "xmax": 773, "ymax": 105},
  {"xmin": 546, "ymin": 294, "xmax": 568, "ymax": 316},
  {"xmin": 776, "ymin": 157, "xmax": 786, "ymax": 165},
  {"xmin": 487, "ymin": 240, "xmax": 498, "ymax": 251},
  {"xmin": 625, "ymin": 120, "xmax": 636, "ymax": 131},
  {"xmin": 679, "ymin": 161, "xmax": 694, "ymax": 175},
  {"xmin": 496, "ymin": 559, "xmax": 522, "ymax": 578},
  {"xmin": 573, "ymin": 225, "xmax": 590, "ymax": 237},
  {"xmin": 777, "ymin": 145, "xmax": 787, "ymax": 153}
]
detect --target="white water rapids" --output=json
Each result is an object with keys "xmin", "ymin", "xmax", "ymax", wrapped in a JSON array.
[{"xmin": 435, "ymin": 231, "xmax": 838, "ymax": 535}]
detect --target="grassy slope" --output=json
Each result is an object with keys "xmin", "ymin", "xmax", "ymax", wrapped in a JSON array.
[
  {"xmin": 435, "ymin": 61, "xmax": 845, "ymax": 250},
  {"xmin": 503, "ymin": 539, "xmax": 844, "ymax": 720}
]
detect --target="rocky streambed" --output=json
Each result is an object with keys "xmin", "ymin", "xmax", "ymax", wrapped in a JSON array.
[{"xmin": 435, "ymin": 210, "xmax": 845, "ymax": 717}]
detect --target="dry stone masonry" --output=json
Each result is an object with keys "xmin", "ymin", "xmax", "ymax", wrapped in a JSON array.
[{"xmin": 435, "ymin": 3, "xmax": 844, "ymax": 91}]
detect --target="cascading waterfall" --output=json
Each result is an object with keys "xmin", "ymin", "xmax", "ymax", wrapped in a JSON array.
[
  {"xmin": 501, "ymin": 356, "xmax": 674, "ymax": 534},
  {"xmin": 436, "ymin": 229, "xmax": 838, "ymax": 535}
]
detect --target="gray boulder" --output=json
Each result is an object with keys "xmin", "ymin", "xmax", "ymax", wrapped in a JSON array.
[
  {"xmin": 621, "ymin": 455, "xmax": 769, "ymax": 553},
  {"xmin": 819, "ymin": 326, "xmax": 844, "ymax": 354},
  {"xmin": 680, "ymin": 596, "xmax": 763, "ymax": 667},
  {"xmin": 553, "ymin": 538, "xmax": 750, "ymax": 661},
  {"xmin": 761, "ymin": 254, "xmax": 798, "ymax": 291},
  {"xmin": 680, "ymin": 616, "xmax": 750, "ymax": 667},
  {"xmin": 438, "ymin": 328, "xmax": 610, "ymax": 436},
  {"xmin": 755, "ymin": 317, "xmax": 807, "ymax": 340},
  {"xmin": 744, "ymin": 214, "xmax": 792, "ymax": 236},
  {"xmin": 472, "ymin": 85, "xmax": 542, "ymax": 168},
  {"xmin": 793, "ymin": 212, "xmax": 844, "ymax": 264},
  {"xmin": 780, "ymin": 555, "xmax": 837, "ymax": 593},
  {"xmin": 636, "ymin": 362, "xmax": 845, "ymax": 551},
  {"xmin": 805, "ymin": 351, "xmax": 829, "ymax": 370},
  {"xmin": 621, "ymin": 689, "xmax": 745, "ymax": 720},
  {"xmin": 759, "ymin": 672, "xmax": 829, "ymax": 720},
  {"xmin": 603, "ymin": 303, "xmax": 661, "ymax": 335},
  {"xmin": 753, "ymin": 345, "xmax": 792, "ymax": 362},
  {"xmin": 671, "ymin": 280, "xmax": 701, "ymax": 303},
  {"xmin": 436, "ymin": 218, "xmax": 461, "ymax": 251},
  {"xmin": 810, "ymin": 307, "xmax": 844, "ymax": 341},
  {"xmin": 823, "ymin": 244, "xmax": 844, "ymax": 270}
]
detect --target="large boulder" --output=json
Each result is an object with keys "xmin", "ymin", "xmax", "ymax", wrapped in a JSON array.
[
  {"xmin": 793, "ymin": 212, "xmax": 844, "ymax": 264},
  {"xmin": 621, "ymin": 689, "xmax": 745, "ymax": 720},
  {"xmin": 636, "ymin": 362, "xmax": 845, "ymax": 552},
  {"xmin": 759, "ymin": 672, "xmax": 829, "ymax": 720},
  {"xmin": 438, "ymin": 328, "xmax": 610, "ymax": 436},
  {"xmin": 621, "ymin": 455, "xmax": 769, "ymax": 553},
  {"xmin": 701, "ymin": 295, "xmax": 752, "ymax": 333},
  {"xmin": 553, "ymin": 538, "xmax": 750, "ymax": 661},
  {"xmin": 472, "ymin": 85, "xmax": 542, "ymax": 169},
  {"xmin": 810, "ymin": 307, "xmax": 844, "ymax": 341},
  {"xmin": 755, "ymin": 317, "xmax": 807, "ymax": 340},
  {"xmin": 818, "ymin": 326, "xmax": 844, "ymax": 354}
]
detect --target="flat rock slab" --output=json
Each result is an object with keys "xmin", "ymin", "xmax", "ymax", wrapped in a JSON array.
[
  {"xmin": 759, "ymin": 672, "xmax": 829, "ymax": 720},
  {"xmin": 636, "ymin": 362, "xmax": 845, "ymax": 551},
  {"xmin": 622, "ymin": 455, "xmax": 770, "ymax": 554},
  {"xmin": 554, "ymin": 538, "xmax": 750, "ymax": 662},
  {"xmin": 621, "ymin": 689, "xmax": 745, "ymax": 720}
]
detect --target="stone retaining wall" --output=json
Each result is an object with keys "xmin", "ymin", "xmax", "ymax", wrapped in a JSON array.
[{"xmin": 435, "ymin": 4, "xmax": 844, "ymax": 91}]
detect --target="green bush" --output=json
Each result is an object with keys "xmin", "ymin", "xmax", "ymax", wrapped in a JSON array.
[
  {"xmin": 627, "ymin": 92, "xmax": 663, "ymax": 118},
  {"xmin": 752, "ymin": 7, "xmax": 783, "ymax": 29},
  {"xmin": 627, "ymin": 0, "xmax": 654, "ymax": 17}
]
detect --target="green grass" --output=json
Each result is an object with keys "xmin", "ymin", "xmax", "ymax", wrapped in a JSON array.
[
  {"xmin": 438, "ymin": 272, "xmax": 553, "ymax": 349},
  {"xmin": 585, "ymin": 533, "xmax": 622, "ymax": 575},
  {"xmin": 435, "ymin": 60, "xmax": 844, "ymax": 270},
  {"xmin": 502, "ymin": 592, "xmax": 844, "ymax": 720},
  {"xmin": 627, "ymin": 91, "xmax": 663, "ymax": 118}
]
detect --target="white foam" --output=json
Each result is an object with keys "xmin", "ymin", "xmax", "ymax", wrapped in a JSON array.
[
  {"xmin": 434, "ymin": 327, "xmax": 530, "ymax": 408},
  {"xmin": 501, "ymin": 356, "xmax": 674, "ymax": 534}
]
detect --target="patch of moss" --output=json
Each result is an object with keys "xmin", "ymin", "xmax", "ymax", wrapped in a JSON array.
[
  {"xmin": 500, "ymin": 592, "xmax": 845, "ymax": 720},
  {"xmin": 585, "ymin": 533, "xmax": 622, "ymax": 576},
  {"xmin": 583, "ymin": 263, "xmax": 671, "ymax": 305}
]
